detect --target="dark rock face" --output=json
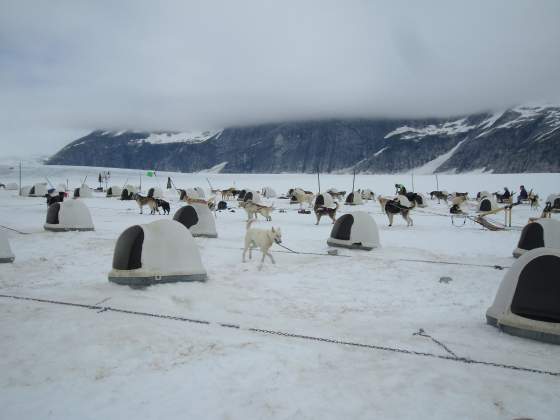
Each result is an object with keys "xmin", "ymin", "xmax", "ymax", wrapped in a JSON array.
[{"xmin": 47, "ymin": 105, "xmax": 560, "ymax": 173}]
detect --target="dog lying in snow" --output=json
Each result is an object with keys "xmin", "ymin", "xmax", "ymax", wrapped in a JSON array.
[
  {"xmin": 239, "ymin": 200, "xmax": 274, "ymax": 221},
  {"xmin": 242, "ymin": 219, "xmax": 282, "ymax": 268},
  {"xmin": 378, "ymin": 195, "xmax": 414, "ymax": 226}
]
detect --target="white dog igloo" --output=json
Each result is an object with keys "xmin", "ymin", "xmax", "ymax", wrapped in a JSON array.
[
  {"xmin": 44, "ymin": 199, "xmax": 95, "ymax": 232},
  {"xmin": 327, "ymin": 211, "xmax": 380, "ymax": 250},
  {"xmin": 108, "ymin": 219, "xmax": 207, "ymax": 287},
  {"xmin": 486, "ymin": 248, "xmax": 560, "ymax": 344}
]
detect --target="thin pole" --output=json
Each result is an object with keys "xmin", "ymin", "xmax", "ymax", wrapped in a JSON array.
[
  {"xmin": 317, "ymin": 167, "xmax": 321, "ymax": 193},
  {"xmin": 352, "ymin": 169, "xmax": 356, "ymax": 192},
  {"xmin": 19, "ymin": 161, "xmax": 22, "ymax": 196},
  {"xmin": 411, "ymin": 173, "xmax": 415, "ymax": 192},
  {"xmin": 435, "ymin": 174, "xmax": 439, "ymax": 191},
  {"xmin": 139, "ymin": 174, "xmax": 142, "ymax": 191}
]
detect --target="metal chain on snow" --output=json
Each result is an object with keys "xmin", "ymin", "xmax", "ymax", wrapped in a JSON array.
[
  {"xmin": 413, "ymin": 328, "xmax": 458, "ymax": 358},
  {"xmin": 1, "ymin": 293, "xmax": 558, "ymax": 378},
  {"xmin": 0, "ymin": 224, "xmax": 31, "ymax": 235},
  {"xmin": 451, "ymin": 215, "xmax": 467, "ymax": 227},
  {"xmin": 213, "ymin": 245, "xmax": 509, "ymax": 269}
]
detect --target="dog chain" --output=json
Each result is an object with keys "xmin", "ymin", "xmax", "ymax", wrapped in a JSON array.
[
  {"xmin": 0, "ymin": 224, "xmax": 31, "ymax": 235},
  {"xmin": 1, "ymin": 293, "xmax": 558, "ymax": 378},
  {"xmin": 413, "ymin": 328, "xmax": 458, "ymax": 358}
]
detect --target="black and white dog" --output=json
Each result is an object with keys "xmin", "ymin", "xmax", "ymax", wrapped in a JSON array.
[{"xmin": 378, "ymin": 195, "xmax": 414, "ymax": 226}]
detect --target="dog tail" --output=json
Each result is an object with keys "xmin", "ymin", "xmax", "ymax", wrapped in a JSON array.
[{"xmin": 246, "ymin": 219, "xmax": 256, "ymax": 230}]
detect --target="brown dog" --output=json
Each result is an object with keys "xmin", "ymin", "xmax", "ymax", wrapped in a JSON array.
[{"xmin": 134, "ymin": 193, "xmax": 158, "ymax": 214}]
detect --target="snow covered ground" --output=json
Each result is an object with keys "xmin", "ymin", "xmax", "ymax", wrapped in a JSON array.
[{"xmin": 1, "ymin": 162, "xmax": 559, "ymax": 419}]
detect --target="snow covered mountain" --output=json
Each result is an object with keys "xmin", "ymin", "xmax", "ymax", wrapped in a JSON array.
[{"xmin": 47, "ymin": 105, "xmax": 560, "ymax": 173}]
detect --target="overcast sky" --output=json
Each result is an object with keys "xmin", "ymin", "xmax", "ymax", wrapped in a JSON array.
[{"xmin": 2, "ymin": 0, "xmax": 560, "ymax": 155}]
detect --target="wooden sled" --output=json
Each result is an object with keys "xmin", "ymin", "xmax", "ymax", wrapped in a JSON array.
[{"xmin": 472, "ymin": 216, "xmax": 505, "ymax": 231}]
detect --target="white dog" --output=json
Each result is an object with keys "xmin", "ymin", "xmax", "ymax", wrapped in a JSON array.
[
  {"xmin": 290, "ymin": 188, "xmax": 315, "ymax": 209},
  {"xmin": 242, "ymin": 219, "xmax": 282, "ymax": 268}
]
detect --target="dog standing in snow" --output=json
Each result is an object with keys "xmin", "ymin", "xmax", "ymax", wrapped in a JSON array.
[
  {"xmin": 378, "ymin": 195, "xmax": 414, "ymax": 226},
  {"xmin": 242, "ymin": 219, "xmax": 282, "ymax": 268},
  {"xmin": 134, "ymin": 193, "xmax": 158, "ymax": 214},
  {"xmin": 240, "ymin": 201, "xmax": 274, "ymax": 221}
]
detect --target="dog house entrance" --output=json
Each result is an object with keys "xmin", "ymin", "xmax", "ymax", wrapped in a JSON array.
[
  {"xmin": 480, "ymin": 199, "xmax": 491, "ymax": 212},
  {"xmin": 518, "ymin": 223, "xmax": 545, "ymax": 251},
  {"xmin": 174, "ymin": 206, "xmax": 199, "ymax": 229},
  {"xmin": 331, "ymin": 214, "xmax": 353, "ymax": 240},
  {"xmin": 112, "ymin": 225, "xmax": 144, "ymax": 270},
  {"xmin": 46, "ymin": 203, "xmax": 60, "ymax": 225},
  {"xmin": 511, "ymin": 255, "xmax": 560, "ymax": 323}
]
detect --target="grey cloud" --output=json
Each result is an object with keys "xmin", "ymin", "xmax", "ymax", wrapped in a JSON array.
[{"xmin": 1, "ymin": 0, "xmax": 560, "ymax": 154}]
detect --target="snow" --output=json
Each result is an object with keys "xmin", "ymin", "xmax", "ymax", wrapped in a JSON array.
[
  {"xmin": 373, "ymin": 146, "xmax": 388, "ymax": 157},
  {"xmin": 408, "ymin": 140, "xmax": 465, "ymax": 175},
  {"xmin": 493, "ymin": 105, "xmax": 560, "ymax": 131},
  {"xmin": 1, "ymin": 161, "xmax": 560, "ymax": 419},
  {"xmin": 143, "ymin": 130, "xmax": 223, "ymax": 144},
  {"xmin": 384, "ymin": 118, "xmax": 476, "ymax": 140},
  {"xmin": 200, "ymin": 161, "xmax": 228, "ymax": 173},
  {"xmin": 479, "ymin": 111, "xmax": 505, "ymax": 130}
]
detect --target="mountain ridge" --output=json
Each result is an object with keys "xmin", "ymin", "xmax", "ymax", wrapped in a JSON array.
[{"xmin": 47, "ymin": 105, "xmax": 560, "ymax": 174}]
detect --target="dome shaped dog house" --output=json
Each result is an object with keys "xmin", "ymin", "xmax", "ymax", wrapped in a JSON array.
[
  {"xmin": 327, "ymin": 211, "xmax": 380, "ymax": 250},
  {"xmin": 262, "ymin": 186, "xmax": 276, "ymax": 198},
  {"xmin": 20, "ymin": 185, "xmax": 32, "ymax": 196},
  {"xmin": 73, "ymin": 184, "xmax": 93, "ymax": 198},
  {"xmin": 124, "ymin": 184, "xmax": 138, "ymax": 194},
  {"xmin": 315, "ymin": 192, "xmax": 336, "ymax": 209},
  {"xmin": 478, "ymin": 190, "xmax": 491, "ymax": 200},
  {"xmin": 173, "ymin": 203, "xmax": 217, "ymax": 238},
  {"xmin": 486, "ymin": 248, "xmax": 560, "ymax": 344},
  {"xmin": 545, "ymin": 193, "xmax": 560, "ymax": 211},
  {"xmin": 478, "ymin": 197, "xmax": 498, "ymax": 212},
  {"xmin": 0, "ymin": 231, "xmax": 15, "ymax": 263},
  {"xmin": 194, "ymin": 187, "xmax": 205, "ymax": 198},
  {"xmin": 361, "ymin": 189, "xmax": 375, "ymax": 200},
  {"xmin": 28, "ymin": 183, "xmax": 48, "ymax": 197},
  {"xmin": 180, "ymin": 188, "xmax": 204, "ymax": 201},
  {"xmin": 106, "ymin": 186, "xmax": 122, "ymax": 197},
  {"xmin": 243, "ymin": 190, "xmax": 262, "ymax": 203},
  {"xmin": 345, "ymin": 191, "xmax": 364, "ymax": 205},
  {"xmin": 120, "ymin": 187, "xmax": 136, "ymax": 200},
  {"xmin": 513, "ymin": 219, "xmax": 560, "ymax": 258},
  {"xmin": 44, "ymin": 199, "xmax": 94, "ymax": 232},
  {"xmin": 108, "ymin": 219, "xmax": 207, "ymax": 286}
]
